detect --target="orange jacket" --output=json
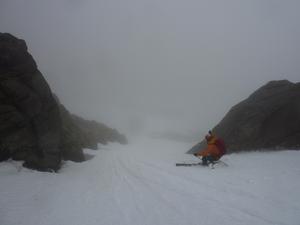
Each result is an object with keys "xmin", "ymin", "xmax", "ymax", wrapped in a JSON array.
[{"xmin": 195, "ymin": 136, "xmax": 223, "ymax": 160}]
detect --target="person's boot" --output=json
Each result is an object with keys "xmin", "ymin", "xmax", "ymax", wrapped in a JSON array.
[{"xmin": 202, "ymin": 156, "xmax": 208, "ymax": 166}]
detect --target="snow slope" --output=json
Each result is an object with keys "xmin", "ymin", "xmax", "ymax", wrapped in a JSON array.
[{"xmin": 1, "ymin": 137, "xmax": 300, "ymax": 225}]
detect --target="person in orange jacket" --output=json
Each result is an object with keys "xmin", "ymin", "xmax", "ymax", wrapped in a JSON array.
[{"xmin": 194, "ymin": 131, "xmax": 226, "ymax": 165}]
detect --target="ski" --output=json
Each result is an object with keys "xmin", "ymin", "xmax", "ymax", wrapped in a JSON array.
[
  {"xmin": 175, "ymin": 163, "xmax": 204, "ymax": 167},
  {"xmin": 176, "ymin": 160, "xmax": 228, "ymax": 167}
]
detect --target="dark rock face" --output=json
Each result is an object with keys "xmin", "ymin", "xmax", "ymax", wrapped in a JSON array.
[
  {"xmin": 54, "ymin": 96, "xmax": 127, "ymax": 162},
  {"xmin": 0, "ymin": 33, "xmax": 62, "ymax": 171},
  {"xmin": 188, "ymin": 80, "xmax": 300, "ymax": 154},
  {"xmin": 55, "ymin": 97, "xmax": 85, "ymax": 162},
  {"xmin": 0, "ymin": 33, "xmax": 127, "ymax": 171},
  {"xmin": 72, "ymin": 115, "xmax": 128, "ymax": 146}
]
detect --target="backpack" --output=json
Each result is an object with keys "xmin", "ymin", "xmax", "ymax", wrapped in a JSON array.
[{"xmin": 215, "ymin": 138, "xmax": 226, "ymax": 156}]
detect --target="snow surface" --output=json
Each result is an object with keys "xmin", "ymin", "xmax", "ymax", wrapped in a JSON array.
[{"xmin": 1, "ymin": 137, "xmax": 300, "ymax": 225}]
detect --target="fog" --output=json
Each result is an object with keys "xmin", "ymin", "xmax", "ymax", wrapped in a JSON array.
[{"xmin": 1, "ymin": 0, "xmax": 300, "ymax": 138}]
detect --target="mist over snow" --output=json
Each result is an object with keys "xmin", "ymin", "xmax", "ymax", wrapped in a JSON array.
[
  {"xmin": 1, "ymin": 138, "xmax": 300, "ymax": 225},
  {"xmin": 1, "ymin": 1, "xmax": 300, "ymax": 224},
  {"xmin": 1, "ymin": 0, "xmax": 300, "ymax": 135}
]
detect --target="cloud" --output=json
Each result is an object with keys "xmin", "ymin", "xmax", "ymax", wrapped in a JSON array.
[{"xmin": 1, "ymin": 0, "xmax": 299, "ymax": 136}]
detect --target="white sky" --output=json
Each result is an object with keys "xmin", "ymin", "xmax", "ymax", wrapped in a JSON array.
[{"xmin": 1, "ymin": 0, "xmax": 300, "ymax": 136}]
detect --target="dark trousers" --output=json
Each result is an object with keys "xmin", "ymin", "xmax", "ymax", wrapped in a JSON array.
[{"xmin": 202, "ymin": 155, "xmax": 215, "ymax": 165}]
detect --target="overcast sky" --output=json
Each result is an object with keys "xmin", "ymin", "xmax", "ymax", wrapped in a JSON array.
[{"xmin": 1, "ymin": 0, "xmax": 300, "ymax": 137}]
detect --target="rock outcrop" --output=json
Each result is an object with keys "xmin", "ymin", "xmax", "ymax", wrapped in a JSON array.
[
  {"xmin": 72, "ymin": 115, "xmax": 128, "ymax": 146},
  {"xmin": 0, "ymin": 33, "xmax": 127, "ymax": 171},
  {"xmin": 188, "ymin": 80, "xmax": 300, "ymax": 154},
  {"xmin": 0, "ymin": 33, "xmax": 62, "ymax": 171},
  {"xmin": 56, "ymin": 96, "xmax": 127, "ymax": 161},
  {"xmin": 55, "ymin": 97, "xmax": 86, "ymax": 162}
]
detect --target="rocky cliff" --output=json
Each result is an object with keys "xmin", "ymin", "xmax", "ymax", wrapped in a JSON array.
[
  {"xmin": 188, "ymin": 80, "xmax": 300, "ymax": 154},
  {"xmin": 72, "ymin": 115, "xmax": 127, "ymax": 146},
  {"xmin": 0, "ymin": 33, "xmax": 62, "ymax": 171},
  {"xmin": 0, "ymin": 33, "xmax": 127, "ymax": 171},
  {"xmin": 56, "ymin": 96, "xmax": 127, "ymax": 161}
]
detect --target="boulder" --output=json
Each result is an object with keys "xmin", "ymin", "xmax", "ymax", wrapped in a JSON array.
[
  {"xmin": 0, "ymin": 33, "xmax": 128, "ymax": 171},
  {"xmin": 0, "ymin": 33, "xmax": 62, "ymax": 171},
  {"xmin": 188, "ymin": 80, "xmax": 300, "ymax": 154}
]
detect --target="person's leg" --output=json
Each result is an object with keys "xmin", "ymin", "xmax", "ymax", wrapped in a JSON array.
[
  {"xmin": 202, "ymin": 155, "xmax": 214, "ymax": 165},
  {"xmin": 202, "ymin": 156, "xmax": 208, "ymax": 165},
  {"xmin": 206, "ymin": 155, "xmax": 215, "ymax": 164}
]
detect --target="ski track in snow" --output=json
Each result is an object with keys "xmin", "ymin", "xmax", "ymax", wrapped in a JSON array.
[{"xmin": 1, "ymin": 137, "xmax": 300, "ymax": 225}]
